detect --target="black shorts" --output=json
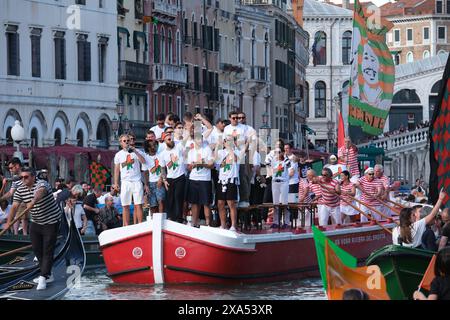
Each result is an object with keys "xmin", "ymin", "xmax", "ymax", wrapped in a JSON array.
[
  {"xmin": 289, "ymin": 183, "xmax": 299, "ymax": 194},
  {"xmin": 187, "ymin": 180, "xmax": 212, "ymax": 205},
  {"xmin": 216, "ymin": 182, "xmax": 238, "ymax": 201}
]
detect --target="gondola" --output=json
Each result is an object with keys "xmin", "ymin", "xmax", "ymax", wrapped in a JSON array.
[{"xmin": 0, "ymin": 210, "xmax": 85, "ymax": 300}]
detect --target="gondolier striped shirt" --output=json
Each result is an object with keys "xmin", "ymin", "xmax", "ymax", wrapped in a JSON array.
[
  {"xmin": 13, "ymin": 179, "xmax": 61, "ymax": 225},
  {"xmin": 308, "ymin": 180, "xmax": 322, "ymax": 204},
  {"xmin": 358, "ymin": 176, "xmax": 383, "ymax": 206},
  {"xmin": 319, "ymin": 177, "xmax": 339, "ymax": 207},
  {"xmin": 377, "ymin": 175, "xmax": 390, "ymax": 191},
  {"xmin": 338, "ymin": 146, "xmax": 359, "ymax": 177},
  {"xmin": 299, "ymin": 179, "xmax": 312, "ymax": 203}
]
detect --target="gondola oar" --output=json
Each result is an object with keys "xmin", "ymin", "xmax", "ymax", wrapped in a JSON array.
[
  {"xmin": 0, "ymin": 245, "xmax": 33, "ymax": 259},
  {"xmin": 0, "ymin": 209, "xmax": 29, "ymax": 237},
  {"xmin": 349, "ymin": 195, "xmax": 399, "ymax": 224},
  {"xmin": 318, "ymin": 183, "xmax": 394, "ymax": 234}
]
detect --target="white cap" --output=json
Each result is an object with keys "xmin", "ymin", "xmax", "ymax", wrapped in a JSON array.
[
  {"xmin": 330, "ymin": 155, "xmax": 337, "ymax": 161},
  {"xmin": 365, "ymin": 167, "xmax": 374, "ymax": 174}
]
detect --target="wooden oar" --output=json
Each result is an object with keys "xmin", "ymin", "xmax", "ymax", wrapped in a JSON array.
[
  {"xmin": 0, "ymin": 208, "xmax": 29, "ymax": 237},
  {"xmin": 0, "ymin": 244, "xmax": 32, "ymax": 259},
  {"xmin": 349, "ymin": 195, "xmax": 399, "ymax": 224},
  {"xmin": 357, "ymin": 187, "xmax": 401, "ymax": 215},
  {"xmin": 339, "ymin": 196, "xmax": 393, "ymax": 235},
  {"xmin": 318, "ymin": 182, "xmax": 395, "ymax": 234},
  {"xmin": 384, "ymin": 197, "xmax": 408, "ymax": 209}
]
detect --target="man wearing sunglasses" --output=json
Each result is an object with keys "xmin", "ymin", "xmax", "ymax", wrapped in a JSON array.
[
  {"xmin": 354, "ymin": 167, "xmax": 384, "ymax": 222},
  {"xmin": 113, "ymin": 134, "xmax": 148, "ymax": 226},
  {"xmin": 5, "ymin": 167, "xmax": 61, "ymax": 290},
  {"xmin": 0, "ymin": 158, "xmax": 29, "ymax": 235},
  {"xmin": 150, "ymin": 113, "xmax": 167, "ymax": 142}
]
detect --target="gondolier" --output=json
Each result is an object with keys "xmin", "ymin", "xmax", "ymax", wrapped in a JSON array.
[
  {"xmin": 354, "ymin": 167, "xmax": 384, "ymax": 222},
  {"xmin": 311, "ymin": 168, "xmax": 341, "ymax": 226},
  {"xmin": 338, "ymin": 137, "xmax": 359, "ymax": 182},
  {"xmin": 5, "ymin": 167, "xmax": 62, "ymax": 291}
]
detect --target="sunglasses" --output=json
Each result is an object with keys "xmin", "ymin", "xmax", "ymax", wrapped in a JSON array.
[
  {"xmin": 8, "ymin": 166, "xmax": 14, "ymax": 170},
  {"xmin": 238, "ymin": 116, "xmax": 246, "ymax": 119},
  {"xmin": 21, "ymin": 175, "xmax": 31, "ymax": 180},
  {"xmin": 121, "ymin": 140, "xmax": 129, "ymax": 143},
  {"xmin": 129, "ymin": 137, "xmax": 136, "ymax": 141},
  {"xmin": 230, "ymin": 117, "xmax": 238, "ymax": 120},
  {"xmin": 367, "ymin": 173, "xmax": 374, "ymax": 176}
]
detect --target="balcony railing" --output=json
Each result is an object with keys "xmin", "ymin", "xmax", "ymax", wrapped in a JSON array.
[
  {"xmin": 152, "ymin": 0, "xmax": 178, "ymax": 18},
  {"xmin": 249, "ymin": 66, "xmax": 268, "ymax": 82},
  {"xmin": 152, "ymin": 64, "xmax": 187, "ymax": 85},
  {"xmin": 119, "ymin": 60, "xmax": 149, "ymax": 84}
]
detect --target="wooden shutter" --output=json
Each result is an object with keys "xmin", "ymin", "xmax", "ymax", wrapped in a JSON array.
[{"xmin": 214, "ymin": 28, "xmax": 219, "ymax": 51}]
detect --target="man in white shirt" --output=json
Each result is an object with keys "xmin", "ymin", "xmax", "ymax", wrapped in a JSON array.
[
  {"xmin": 224, "ymin": 111, "xmax": 249, "ymax": 207},
  {"xmin": 159, "ymin": 132, "xmax": 186, "ymax": 223},
  {"xmin": 187, "ymin": 135, "xmax": 214, "ymax": 227},
  {"xmin": 150, "ymin": 113, "xmax": 167, "ymax": 141},
  {"xmin": 113, "ymin": 134, "xmax": 148, "ymax": 226}
]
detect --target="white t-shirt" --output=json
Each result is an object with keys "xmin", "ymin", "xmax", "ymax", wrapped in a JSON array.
[
  {"xmin": 150, "ymin": 125, "xmax": 167, "ymax": 140},
  {"xmin": 288, "ymin": 159, "xmax": 299, "ymax": 185},
  {"xmin": 68, "ymin": 202, "xmax": 86, "ymax": 229},
  {"xmin": 98, "ymin": 192, "xmax": 122, "ymax": 208},
  {"xmin": 160, "ymin": 144, "xmax": 185, "ymax": 179},
  {"xmin": 188, "ymin": 145, "xmax": 213, "ymax": 181},
  {"xmin": 114, "ymin": 150, "xmax": 142, "ymax": 182},
  {"xmin": 326, "ymin": 163, "xmax": 348, "ymax": 181},
  {"xmin": 142, "ymin": 154, "xmax": 163, "ymax": 183},
  {"xmin": 216, "ymin": 149, "xmax": 240, "ymax": 184},
  {"xmin": 272, "ymin": 158, "xmax": 290, "ymax": 182},
  {"xmin": 392, "ymin": 218, "xmax": 427, "ymax": 248},
  {"xmin": 224, "ymin": 123, "xmax": 247, "ymax": 145},
  {"xmin": 250, "ymin": 151, "xmax": 261, "ymax": 184},
  {"xmin": 206, "ymin": 127, "xmax": 224, "ymax": 149}
]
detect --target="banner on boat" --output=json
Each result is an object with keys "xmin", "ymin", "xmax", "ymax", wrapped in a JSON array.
[{"xmin": 348, "ymin": 0, "xmax": 395, "ymax": 136}]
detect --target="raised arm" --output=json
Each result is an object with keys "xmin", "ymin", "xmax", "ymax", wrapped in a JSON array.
[{"xmin": 424, "ymin": 190, "xmax": 446, "ymax": 225}]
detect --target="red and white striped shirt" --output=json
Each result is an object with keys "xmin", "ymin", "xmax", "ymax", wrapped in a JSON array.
[
  {"xmin": 308, "ymin": 180, "xmax": 322, "ymax": 204},
  {"xmin": 298, "ymin": 179, "xmax": 311, "ymax": 203},
  {"xmin": 319, "ymin": 177, "xmax": 339, "ymax": 207},
  {"xmin": 376, "ymin": 175, "xmax": 390, "ymax": 191},
  {"xmin": 358, "ymin": 176, "xmax": 383, "ymax": 206},
  {"xmin": 340, "ymin": 181, "xmax": 355, "ymax": 206},
  {"xmin": 338, "ymin": 146, "xmax": 359, "ymax": 177}
]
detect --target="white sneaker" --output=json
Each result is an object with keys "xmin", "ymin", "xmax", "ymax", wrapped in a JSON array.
[
  {"xmin": 229, "ymin": 226, "xmax": 237, "ymax": 232},
  {"xmin": 33, "ymin": 274, "xmax": 54, "ymax": 284},
  {"xmin": 36, "ymin": 276, "xmax": 46, "ymax": 290}
]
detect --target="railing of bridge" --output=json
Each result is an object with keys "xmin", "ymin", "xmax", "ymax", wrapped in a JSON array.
[{"xmin": 357, "ymin": 127, "xmax": 429, "ymax": 151}]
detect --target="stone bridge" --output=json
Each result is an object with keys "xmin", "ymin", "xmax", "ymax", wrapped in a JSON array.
[{"xmin": 357, "ymin": 127, "xmax": 430, "ymax": 184}]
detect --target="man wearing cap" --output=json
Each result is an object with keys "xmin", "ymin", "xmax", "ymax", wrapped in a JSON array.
[
  {"xmin": 354, "ymin": 167, "xmax": 384, "ymax": 222},
  {"xmin": 6, "ymin": 167, "xmax": 62, "ymax": 290},
  {"xmin": 310, "ymin": 168, "xmax": 341, "ymax": 226}
]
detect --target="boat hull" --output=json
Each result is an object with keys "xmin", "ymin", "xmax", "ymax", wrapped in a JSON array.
[
  {"xmin": 100, "ymin": 214, "xmax": 395, "ymax": 285},
  {"xmin": 366, "ymin": 245, "xmax": 434, "ymax": 300}
]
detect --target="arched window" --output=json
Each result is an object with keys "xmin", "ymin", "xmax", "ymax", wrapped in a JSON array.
[
  {"xmin": 429, "ymin": 80, "xmax": 442, "ymax": 119},
  {"xmin": 176, "ymin": 30, "xmax": 181, "ymax": 65},
  {"xmin": 315, "ymin": 81, "xmax": 326, "ymax": 118},
  {"xmin": 391, "ymin": 89, "xmax": 422, "ymax": 130},
  {"xmin": 191, "ymin": 13, "xmax": 197, "ymax": 43},
  {"xmin": 77, "ymin": 129, "xmax": 84, "ymax": 147},
  {"xmin": 6, "ymin": 127, "xmax": 13, "ymax": 146},
  {"xmin": 264, "ymin": 32, "xmax": 269, "ymax": 68},
  {"xmin": 406, "ymin": 51, "xmax": 414, "ymax": 63},
  {"xmin": 423, "ymin": 50, "xmax": 430, "ymax": 59},
  {"xmin": 251, "ymin": 29, "xmax": 256, "ymax": 66},
  {"xmin": 54, "ymin": 128, "xmax": 62, "ymax": 146},
  {"xmin": 31, "ymin": 128, "xmax": 39, "ymax": 147},
  {"xmin": 342, "ymin": 31, "xmax": 352, "ymax": 65},
  {"xmin": 153, "ymin": 25, "xmax": 159, "ymax": 63},
  {"xmin": 168, "ymin": 29, "xmax": 173, "ymax": 64},
  {"xmin": 393, "ymin": 53, "xmax": 400, "ymax": 65},
  {"xmin": 96, "ymin": 119, "xmax": 110, "ymax": 149},
  {"xmin": 161, "ymin": 27, "xmax": 166, "ymax": 64},
  {"xmin": 313, "ymin": 31, "xmax": 327, "ymax": 66},
  {"xmin": 438, "ymin": 50, "xmax": 447, "ymax": 55}
]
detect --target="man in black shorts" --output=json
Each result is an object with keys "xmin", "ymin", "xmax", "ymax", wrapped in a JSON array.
[{"xmin": 215, "ymin": 137, "xmax": 240, "ymax": 231}]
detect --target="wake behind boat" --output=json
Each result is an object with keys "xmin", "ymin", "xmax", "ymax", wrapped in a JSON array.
[{"xmin": 99, "ymin": 212, "xmax": 396, "ymax": 285}]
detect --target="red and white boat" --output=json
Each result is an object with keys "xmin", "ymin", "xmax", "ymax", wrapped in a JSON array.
[{"xmin": 99, "ymin": 213, "xmax": 397, "ymax": 285}]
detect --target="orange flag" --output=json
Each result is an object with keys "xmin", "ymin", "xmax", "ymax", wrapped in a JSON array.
[
  {"xmin": 337, "ymin": 110, "xmax": 345, "ymax": 150},
  {"xmin": 419, "ymin": 254, "xmax": 437, "ymax": 291},
  {"xmin": 325, "ymin": 240, "xmax": 390, "ymax": 300}
]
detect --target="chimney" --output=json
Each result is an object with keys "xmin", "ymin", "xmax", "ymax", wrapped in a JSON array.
[
  {"xmin": 343, "ymin": 0, "xmax": 350, "ymax": 9},
  {"xmin": 292, "ymin": 0, "xmax": 304, "ymax": 27}
]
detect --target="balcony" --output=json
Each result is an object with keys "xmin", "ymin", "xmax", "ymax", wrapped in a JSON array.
[
  {"xmin": 152, "ymin": 0, "xmax": 178, "ymax": 18},
  {"xmin": 119, "ymin": 60, "xmax": 149, "ymax": 84},
  {"xmin": 152, "ymin": 64, "xmax": 187, "ymax": 91},
  {"xmin": 249, "ymin": 66, "xmax": 268, "ymax": 83},
  {"xmin": 220, "ymin": 63, "xmax": 244, "ymax": 73}
]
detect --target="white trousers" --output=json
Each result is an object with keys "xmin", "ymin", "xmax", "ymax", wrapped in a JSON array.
[
  {"xmin": 360, "ymin": 204, "xmax": 383, "ymax": 222},
  {"xmin": 272, "ymin": 181, "xmax": 289, "ymax": 225},
  {"xmin": 318, "ymin": 205, "xmax": 341, "ymax": 226}
]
